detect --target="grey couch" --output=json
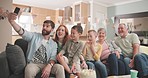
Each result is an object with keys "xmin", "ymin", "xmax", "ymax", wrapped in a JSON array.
[
  {"xmin": 0, "ymin": 38, "xmax": 28, "ymax": 78},
  {"xmin": 0, "ymin": 39, "xmax": 55, "ymax": 78}
]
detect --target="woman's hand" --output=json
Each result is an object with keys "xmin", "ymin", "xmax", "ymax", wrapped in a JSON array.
[{"xmin": 56, "ymin": 52, "xmax": 63, "ymax": 61}]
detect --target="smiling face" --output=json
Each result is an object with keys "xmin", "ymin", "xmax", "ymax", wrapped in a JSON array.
[
  {"xmin": 98, "ymin": 28, "xmax": 106, "ymax": 41},
  {"xmin": 70, "ymin": 29, "xmax": 80, "ymax": 42},
  {"xmin": 118, "ymin": 23, "xmax": 128, "ymax": 38},
  {"xmin": 57, "ymin": 26, "xmax": 66, "ymax": 40},
  {"xmin": 87, "ymin": 30, "xmax": 97, "ymax": 43}
]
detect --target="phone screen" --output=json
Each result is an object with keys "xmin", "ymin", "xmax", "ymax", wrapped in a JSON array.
[{"xmin": 14, "ymin": 7, "xmax": 20, "ymax": 15}]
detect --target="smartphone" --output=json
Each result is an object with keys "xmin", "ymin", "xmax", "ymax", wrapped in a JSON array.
[{"xmin": 14, "ymin": 7, "xmax": 20, "ymax": 15}]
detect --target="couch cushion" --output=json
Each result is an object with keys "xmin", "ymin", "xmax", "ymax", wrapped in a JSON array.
[
  {"xmin": 0, "ymin": 52, "xmax": 9, "ymax": 78},
  {"xmin": 14, "ymin": 38, "xmax": 28, "ymax": 58},
  {"xmin": 6, "ymin": 43, "xmax": 26, "ymax": 76}
]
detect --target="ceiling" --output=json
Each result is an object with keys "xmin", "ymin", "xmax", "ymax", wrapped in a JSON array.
[{"xmin": 13, "ymin": 0, "xmax": 142, "ymax": 10}]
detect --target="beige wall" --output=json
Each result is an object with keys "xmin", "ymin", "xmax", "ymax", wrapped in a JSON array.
[
  {"xmin": 0, "ymin": 0, "xmax": 12, "ymax": 52},
  {"xmin": 133, "ymin": 17, "xmax": 148, "ymax": 31}
]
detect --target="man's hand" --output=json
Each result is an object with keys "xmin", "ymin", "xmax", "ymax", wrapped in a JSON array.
[
  {"xmin": 7, "ymin": 13, "xmax": 17, "ymax": 22},
  {"xmin": 115, "ymin": 51, "xmax": 120, "ymax": 59},
  {"xmin": 41, "ymin": 64, "xmax": 52, "ymax": 78},
  {"xmin": 129, "ymin": 59, "xmax": 134, "ymax": 68}
]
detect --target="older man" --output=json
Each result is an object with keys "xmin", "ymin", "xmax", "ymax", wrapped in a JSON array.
[{"xmin": 115, "ymin": 23, "xmax": 148, "ymax": 78}]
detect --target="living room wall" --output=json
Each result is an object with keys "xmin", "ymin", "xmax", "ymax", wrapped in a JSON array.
[
  {"xmin": 107, "ymin": 0, "xmax": 148, "ymax": 40},
  {"xmin": 0, "ymin": 0, "xmax": 12, "ymax": 52}
]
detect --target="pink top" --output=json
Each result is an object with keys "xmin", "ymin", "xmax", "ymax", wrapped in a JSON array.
[{"xmin": 100, "ymin": 41, "xmax": 111, "ymax": 60}]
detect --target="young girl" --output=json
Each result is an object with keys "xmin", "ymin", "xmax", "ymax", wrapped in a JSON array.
[{"xmin": 82, "ymin": 30, "xmax": 107, "ymax": 78}]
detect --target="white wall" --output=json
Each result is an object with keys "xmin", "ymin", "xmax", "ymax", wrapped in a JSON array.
[
  {"xmin": 107, "ymin": 0, "xmax": 148, "ymax": 40},
  {"xmin": 89, "ymin": 0, "xmax": 107, "ymax": 32},
  {"xmin": 0, "ymin": 0, "xmax": 12, "ymax": 52}
]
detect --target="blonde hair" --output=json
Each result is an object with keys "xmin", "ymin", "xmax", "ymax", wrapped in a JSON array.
[{"xmin": 88, "ymin": 30, "xmax": 97, "ymax": 37}]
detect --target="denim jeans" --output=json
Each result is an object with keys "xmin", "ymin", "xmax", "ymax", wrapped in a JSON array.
[
  {"xmin": 107, "ymin": 53, "xmax": 118, "ymax": 76},
  {"xmin": 65, "ymin": 70, "xmax": 70, "ymax": 78},
  {"xmin": 86, "ymin": 61, "xmax": 95, "ymax": 69},
  {"xmin": 118, "ymin": 55, "xmax": 126, "ymax": 75},
  {"xmin": 123, "ymin": 57, "xmax": 131, "ymax": 75},
  {"xmin": 134, "ymin": 53, "xmax": 148, "ymax": 78},
  {"xmin": 86, "ymin": 61, "xmax": 107, "ymax": 78}
]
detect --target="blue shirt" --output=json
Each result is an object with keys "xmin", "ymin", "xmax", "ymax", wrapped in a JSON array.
[{"xmin": 22, "ymin": 30, "xmax": 57, "ymax": 63}]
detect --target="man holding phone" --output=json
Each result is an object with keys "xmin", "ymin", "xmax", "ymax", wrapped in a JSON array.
[{"xmin": 7, "ymin": 9, "xmax": 65, "ymax": 78}]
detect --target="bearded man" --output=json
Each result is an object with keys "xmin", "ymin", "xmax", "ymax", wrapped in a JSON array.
[{"xmin": 8, "ymin": 13, "xmax": 65, "ymax": 78}]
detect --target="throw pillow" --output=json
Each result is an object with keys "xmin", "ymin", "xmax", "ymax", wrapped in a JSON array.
[
  {"xmin": 14, "ymin": 38, "xmax": 28, "ymax": 58},
  {"xmin": 6, "ymin": 43, "xmax": 26, "ymax": 75}
]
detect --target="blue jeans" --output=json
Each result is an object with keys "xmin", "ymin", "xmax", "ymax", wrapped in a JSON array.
[
  {"xmin": 107, "ymin": 53, "xmax": 118, "ymax": 76},
  {"xmin": 118, "ymin": 55, "xmax": 126, "ymax": 75},
  {"xmin": 95, "ymin": 61, "xmax": 108, "ymax": 78},
  {"xmin": 86, "ymin": 61, "xmax": 107, "ymax": 78},
  {"xmin": 123, "ymin": 57, "xmax": 131, "ymax": 75},
  {"xmin": 86, "ymin": 61, "xmax": 95, "ymax": 69},
  {"xmin": 134, "ymin": 53, "xmax": 148, "ymax": 78},
  {"xmin": 65, "ymin": 70, "xmax": 70, "ymax": 78}
]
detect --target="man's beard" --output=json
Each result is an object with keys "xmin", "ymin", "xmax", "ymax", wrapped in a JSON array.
[
  {"xmin": 42, "ymin": 30, "xmax": 51, "ymax": 35},
  {"xmin": 119, "ymin": 33, "xmax": 124, "ymax": 37}
]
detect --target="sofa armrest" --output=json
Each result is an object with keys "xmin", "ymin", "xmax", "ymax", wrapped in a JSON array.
[{"xmin": 0, "ymin": 52, "xmax": 10, "ymax": 78}]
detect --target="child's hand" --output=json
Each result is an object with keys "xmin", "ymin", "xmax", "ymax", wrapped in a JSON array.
[
  {"xmin": 81, "ymin": 61, "xmax": 88, "ymax": 69},
  {"xmin": 71, "ymin": 64, "xmax": 76, "ymax": 73},
  {"xmin": 90, "ymin": 43, "xmax": 95, "ymax": 55}
]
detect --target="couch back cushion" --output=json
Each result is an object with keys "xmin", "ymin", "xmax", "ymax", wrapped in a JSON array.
[
  {"xmin": 14, "ymin": 38, "xmax": 28, "ymax": 58},
  {"xmin": 0, "ymin": 52, "xmax": 9, "ymax": 78},
  {"xmin": 6, "ymin": 43, "xmax": 26, "ymax": 76}
]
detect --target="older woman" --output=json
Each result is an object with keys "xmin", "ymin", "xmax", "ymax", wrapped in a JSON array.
[{"xmin": 97, "ymin": 28, "xmax": 124, "ymax": 76}]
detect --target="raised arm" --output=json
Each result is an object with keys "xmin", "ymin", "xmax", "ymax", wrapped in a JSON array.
[{"xmin": 8, "ymin": 13, "xmax": 24, "ymax": 35}]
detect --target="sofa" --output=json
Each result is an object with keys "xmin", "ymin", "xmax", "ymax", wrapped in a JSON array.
[{"xmin": 0, "ymin": 38, "xmax": 55, "ymax": 78}]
